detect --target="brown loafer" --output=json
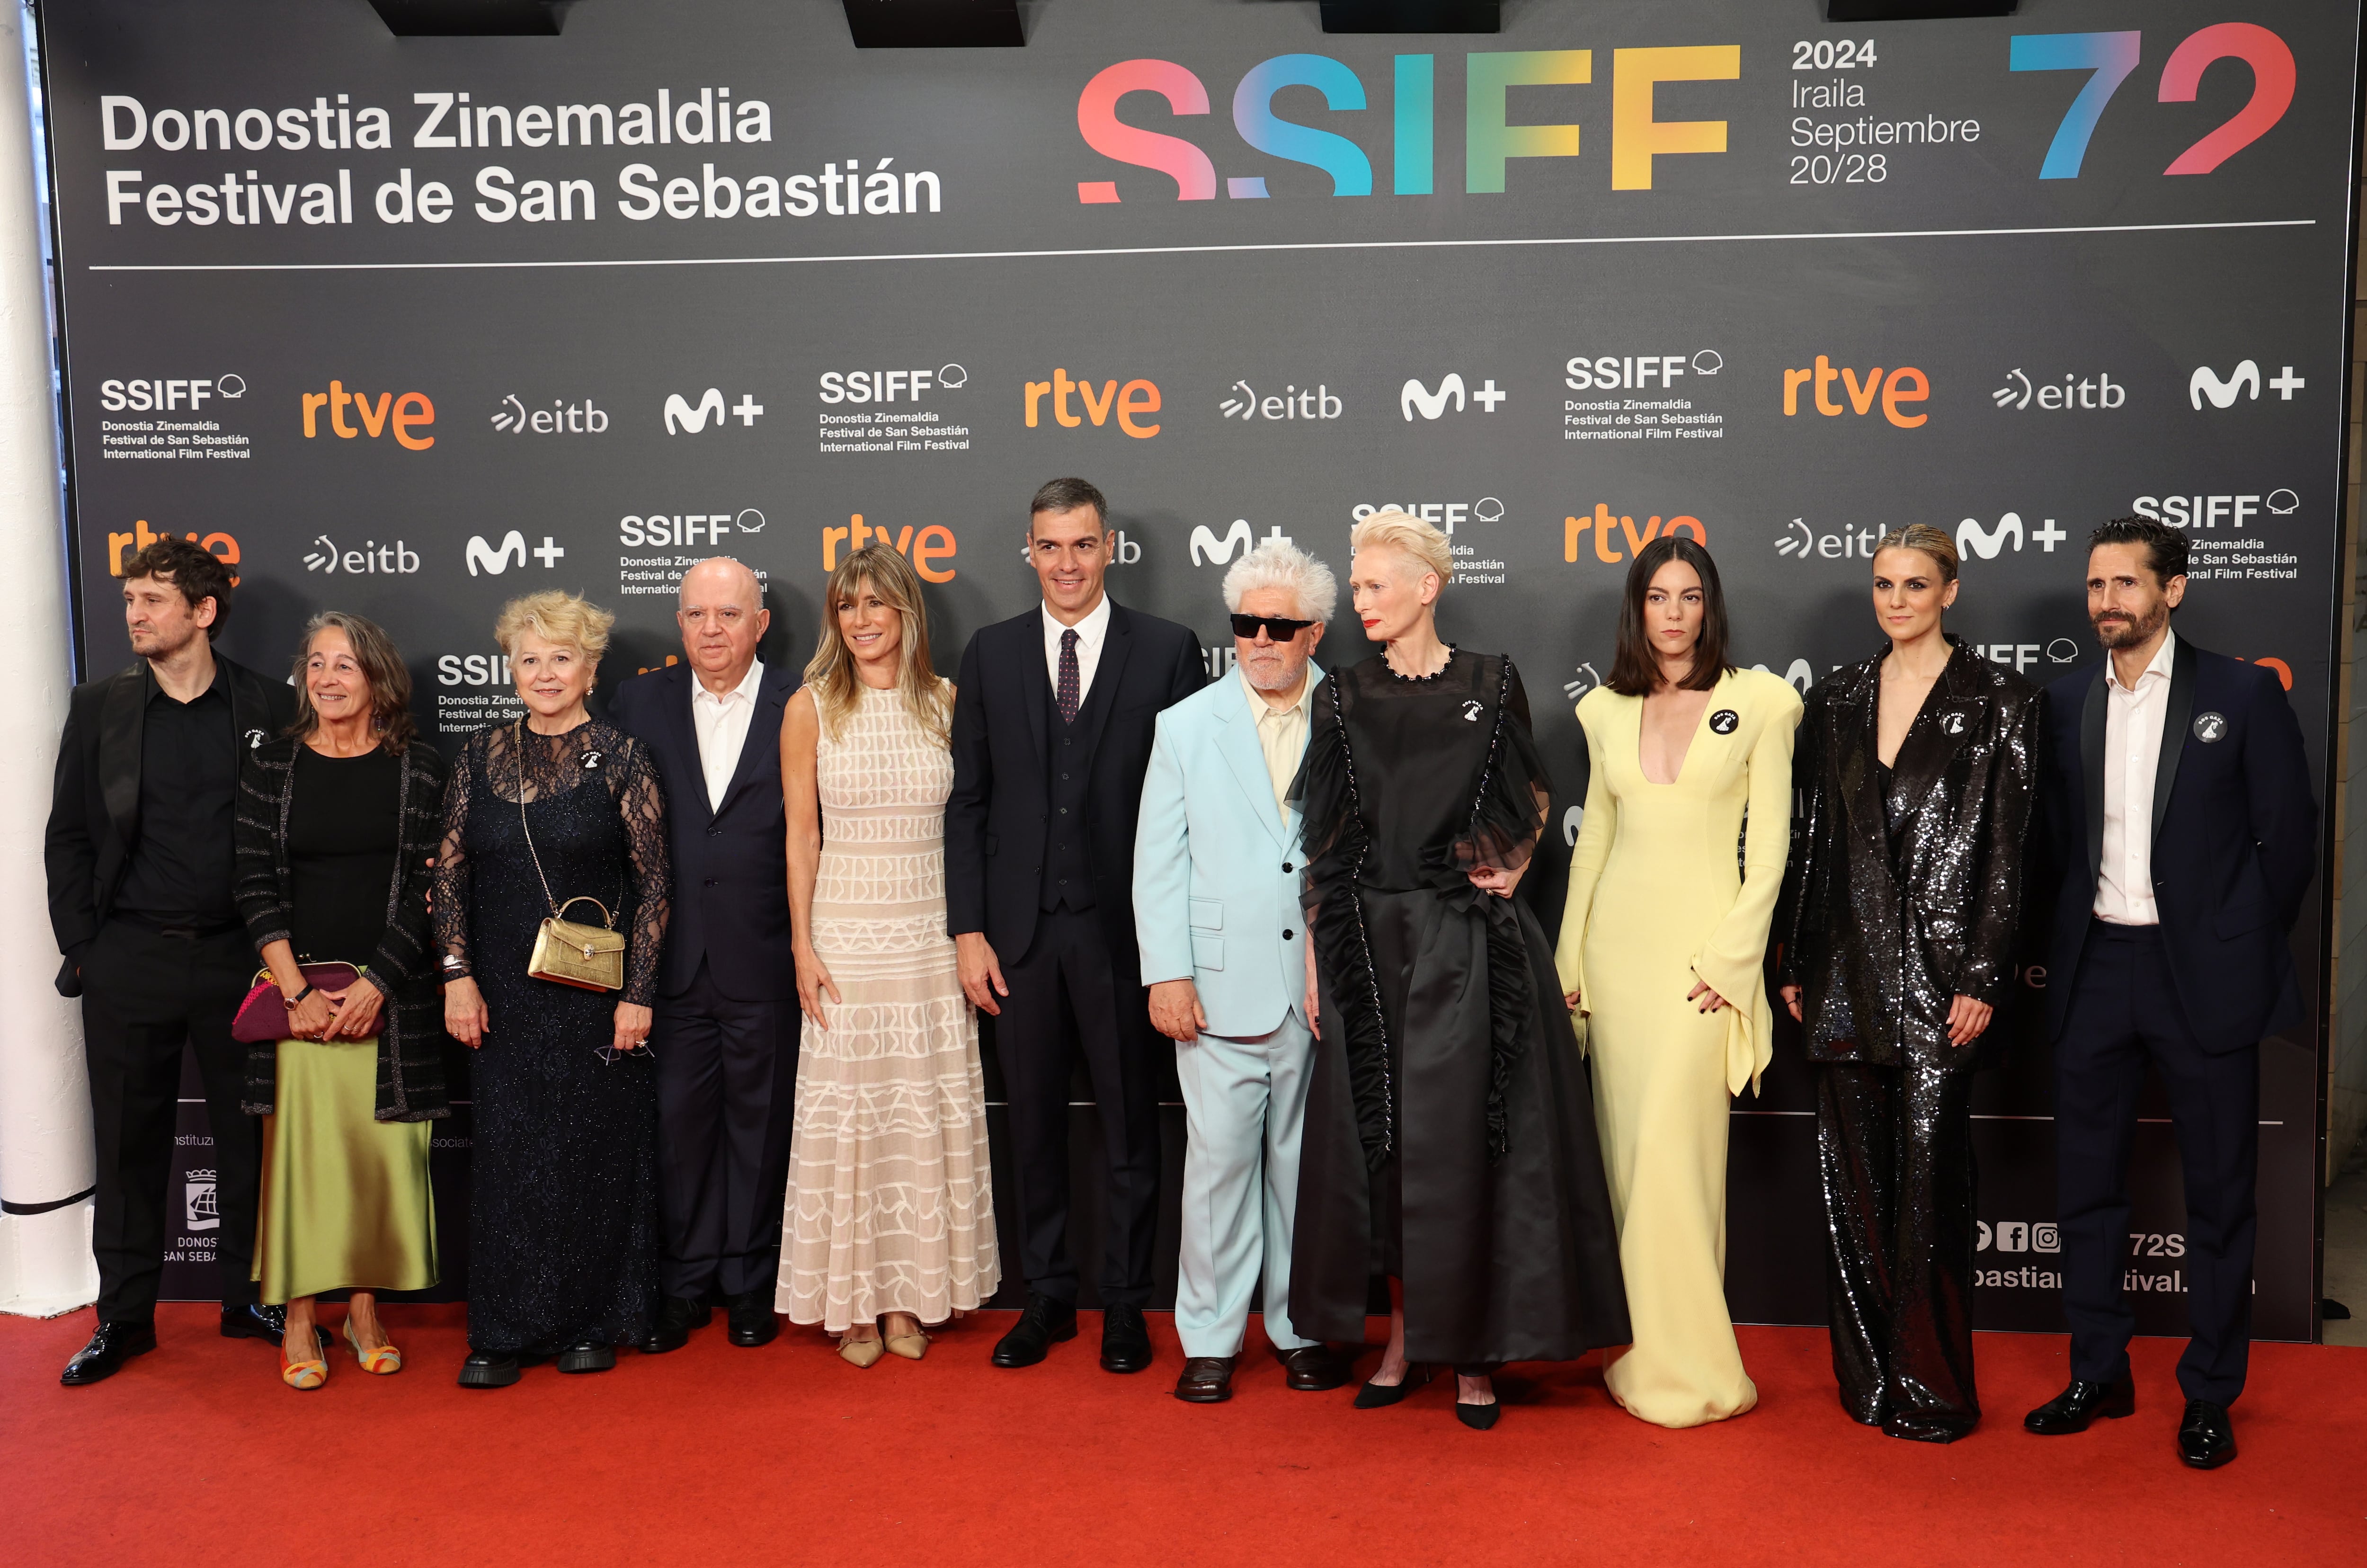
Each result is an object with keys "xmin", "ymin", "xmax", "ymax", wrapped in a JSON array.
[
  {"xmin": 1276, "ymin": 1344, "xmax": 1348, "ymax": 1392},
  {"xmin": 1173, "ymin": 1355, "xmax": 1236, "ymax": 1403}
]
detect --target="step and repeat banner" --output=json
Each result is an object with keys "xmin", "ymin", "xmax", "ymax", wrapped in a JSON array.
[{"xmin": 36, "ymin": 0, "xmax": 2357, "ymax": 1334}]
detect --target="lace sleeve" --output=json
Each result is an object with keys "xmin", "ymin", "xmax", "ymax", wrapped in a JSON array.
[
  {"xmin": 431, "ymin": 731, "xmax": 478, "ymax": 981},
  {"xmin": 1452, "ymin": 656, "xmax": 1554, "ymax": 876},
  {"xmin": 612, "ymin": 733, "xmax": 672, "ymax": 1008}
]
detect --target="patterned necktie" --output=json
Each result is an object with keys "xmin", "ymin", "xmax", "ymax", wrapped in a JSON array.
[{"xmin": 1057, "ymin": 627, "xmax": 1081, "ymax": 724}]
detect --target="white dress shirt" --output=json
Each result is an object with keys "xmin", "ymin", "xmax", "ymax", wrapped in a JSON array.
[
  {"xmin": 690, "ymin": 657, "xmax": 765, "ymax": 813},
  {"xmin": 1241, "ymin": 664, "xmax": 1315, "ymax": 824},
  {"xmin": 1042, "ymin": 594, "xmax": 1113, "ymax": 709},
  {"xmin": 2095, "ymin": 629, "xmax": 2175, "ymax": 925}
]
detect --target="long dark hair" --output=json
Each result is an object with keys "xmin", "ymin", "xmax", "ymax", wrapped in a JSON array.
[
  {"xmin": 1606, "ymin": 535, "xmax": 1733, "ymax": 696},
  {"xmin": 288, "ymin": 610, "xmax": 416, "ymax": 752}
]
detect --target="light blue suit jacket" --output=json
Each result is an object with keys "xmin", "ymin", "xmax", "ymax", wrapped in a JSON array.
[{"xmin": 1132, "ymin": 663, "xmax": 1321, "ymax": 1039}]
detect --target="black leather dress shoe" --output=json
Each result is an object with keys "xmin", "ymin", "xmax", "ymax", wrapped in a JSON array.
[
  {"xmin": 2024, "ymin": 1370, "xmax": 2136, "ymax": 1434},
  {"xmin": 991, "ymin": 1292, "xmax": 1078, "ymax": 1368},
  {"xmin": 723, "ymin": 1291, "xmax": 778, "ymax": 1347},
  {"xmin": 641, "ymin": 1295, "xmax": 712, "ymax": 1354},
  {"xmin": 555, "ymin": 1339, "xmax": 616, "ymax": 1373},
  {"xmin": 458, "ymin": 1350, "xmax": 521, "ymax": 1388},
  {"xmin": 220, "ymin": 1303, "xmax": 287, "ymax": 1344},
  {"xmin": 61, "ymin": 1322, "xmax": 157, "ymax": 1386},
  {"xmin": 2178, "ymin": 1399, "xmax": 2237, "ymax": 1469},
  {"xmin": 1174, "ymin": 1355, "xmax": 1236, "ymax": 1402},
  {"xmin": 1100, "ymin": 1303, "xmax": 1154, "ymax": 1373},
  {"xmin": 1276, "ymin": 1344, "xmax": 1349, "ymax": 1392}
]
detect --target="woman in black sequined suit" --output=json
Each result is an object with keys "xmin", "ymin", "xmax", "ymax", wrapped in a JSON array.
[
  {"xmin": 1779, "ymin": 525, "xmax": 2039, "ymax": 1442},
  {"xmin": 436, "ymin": 593, "xmax": 671, "ymax": 1388}
]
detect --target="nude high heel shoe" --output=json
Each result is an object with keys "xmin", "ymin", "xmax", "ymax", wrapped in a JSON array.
[
  {"xmin": 839, "ymin": 1332, "xmax": 885, "ymax": 1368},
  {"xmin": 885, "ymin": 1327, "xmax": 931, "ymax": 1361}
]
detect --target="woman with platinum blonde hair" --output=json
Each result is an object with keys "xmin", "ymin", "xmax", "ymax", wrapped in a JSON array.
[
  {"xmin": 1289, "ymin": 510, "xmax": 1628, "ymax": 1430},
  {"xmin": 436, "ymin": 590, "xmax": 673, "ymax": 1388},
  {"xmin": 779, "ymin": 543, "xmax": 998, "ymax": 1366}
]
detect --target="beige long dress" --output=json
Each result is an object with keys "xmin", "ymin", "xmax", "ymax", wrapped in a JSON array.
[{"xmin": 777, "ymin": 681, "xmax": 1000, "ymax": 1331}]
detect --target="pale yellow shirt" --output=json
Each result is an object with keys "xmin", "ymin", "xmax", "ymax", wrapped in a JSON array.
[{"xmin": 1242, "ymin": 664, "xmax": 1316, "ymax": 823}]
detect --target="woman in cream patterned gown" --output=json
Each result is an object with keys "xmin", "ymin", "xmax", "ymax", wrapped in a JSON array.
[{"xmin": 777, "ymin": 543, "xmax": 998, "ymax": 1366}]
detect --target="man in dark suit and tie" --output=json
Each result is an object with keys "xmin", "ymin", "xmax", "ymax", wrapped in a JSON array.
[
  {"xmin": 2026, "ymin": 517, "xmax": 2317, "ymax": 1470},
  {"xmin": 608, "ymin": 557, "xmax": 801, "ymax": 1353},
  {"xmin": 947, "ymin": 477, "xmax": 1206, "ymax": 1373},
  {"xmin": 46, "ymin": 537, "xmax": 298, "ymax": 1384}
]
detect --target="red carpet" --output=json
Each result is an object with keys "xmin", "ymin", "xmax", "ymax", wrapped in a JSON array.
[{"xmin": 5, "ymin": 1306, "xmax": 2362, "ymax": 1566}]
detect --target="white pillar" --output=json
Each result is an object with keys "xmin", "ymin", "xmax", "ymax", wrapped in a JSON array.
[{"xmin": 0, "ymin": 6, "xmax": 97, "ymax": 1319}]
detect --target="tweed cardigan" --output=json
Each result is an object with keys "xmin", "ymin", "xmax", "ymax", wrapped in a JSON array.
[{"xmin": 234, "ymin": 732, "xmax": 450, "ymax": 1121}]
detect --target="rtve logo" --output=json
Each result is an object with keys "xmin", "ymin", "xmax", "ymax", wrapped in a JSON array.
[
  {"xmin": 1023, "ymin": 370, "xmax": 1161, "ymax": 438},
  {"xmin": 1566, "ymin": 505, "xmax": 1705, "ymax": 562},
  {"xmin": 1073, "ymin": 46, "xmax": 1740, "ymax": 202},
  {"xmin": 301, "ymin": 381, "xmax": 436, "ymax": 449},
  {"xmin": 108, "ymin": 518, "xmax": 240, "ymax": 582},
  {"xmin": 1781, "ymin": 357, "xmax": 1928, "ymax": 428},
  {"xmin": 822, "ymin": 514, "xmax": 958, "ymax": 581}
]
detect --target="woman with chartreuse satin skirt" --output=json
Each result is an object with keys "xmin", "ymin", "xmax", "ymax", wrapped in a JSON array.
[
  {"xmin": 233, "ymin": 612, "xmax": 448, "ymax": 1390},
  {"xmin": 1556, "ymin": 535, "xmax": 1802, "ymax": 1429}
]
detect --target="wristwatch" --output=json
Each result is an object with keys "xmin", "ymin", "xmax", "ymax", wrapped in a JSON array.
[{"xmin": 286, "ymin": 984, "xmax": 318, "ymax": 1007}]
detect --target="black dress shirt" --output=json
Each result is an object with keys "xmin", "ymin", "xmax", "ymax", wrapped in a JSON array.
[{"xmin": 115, "ymin": 663, "xmax": 240, "ymax": 927}]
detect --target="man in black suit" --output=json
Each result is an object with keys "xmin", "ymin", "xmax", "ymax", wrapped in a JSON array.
[
  {"xmin": 948, "ymin": 476, "xmax": 1206, "ymax": 1372},
  {"xmin": 608, "ymin": 557, "xmax": 801, "ymax": 1352},
  {"xmin": 2025, "ymin": 517, "xmax": 2317, "ymax": 1469},
  {"xmin": 45, "ymin": 537, "xmax": 298, "ymax": 1384}
]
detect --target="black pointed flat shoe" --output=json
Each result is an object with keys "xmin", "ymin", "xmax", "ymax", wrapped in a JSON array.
[
  {"xmin": 1455, "ymin": 1398, "xmax": 1502, "ymax": 1431},
  {"xmin": 1352, "ymin": 1364, "xmax": 1433, "ymax": 1408}
]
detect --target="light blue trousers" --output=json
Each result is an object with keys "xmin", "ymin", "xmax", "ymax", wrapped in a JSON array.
[{"xmin": 1172, "ymin": 1010, "xmax": 1316, "ymax": 1357}]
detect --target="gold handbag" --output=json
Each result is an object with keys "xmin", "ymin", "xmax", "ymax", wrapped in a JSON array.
[
  {"xmin": 517, "ymin": 723, "xmax": 628, "ymax": 993},
  {"xmin": 527, "ymin": 896, "xmax": 627, "ymax": 993}
]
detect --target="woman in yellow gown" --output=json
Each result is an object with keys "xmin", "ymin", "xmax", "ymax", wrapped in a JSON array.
[{"xmin": 1556, "ymin": 536, "xmax": 1801, "ymax": 1428}]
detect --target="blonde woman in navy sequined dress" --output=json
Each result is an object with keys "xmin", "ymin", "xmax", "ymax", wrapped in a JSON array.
[{"xmin": 1288, "ymin": 511, "xmax": 1628, "ymax": 1432}]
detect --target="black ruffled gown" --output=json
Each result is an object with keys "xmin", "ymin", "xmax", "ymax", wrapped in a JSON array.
[
  {"xmin": 1289, "ymin": 650, "xmax": 1629, "ymax": 1367},
  {"xmin": 435, "ymin": 719, "xmax": 671, "ymax": 1356}
]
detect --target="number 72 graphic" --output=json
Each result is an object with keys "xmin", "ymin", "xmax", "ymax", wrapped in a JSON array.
[{"xmin": 2009, "ymin": 24, "xmax": 2296, "ymax": 180}]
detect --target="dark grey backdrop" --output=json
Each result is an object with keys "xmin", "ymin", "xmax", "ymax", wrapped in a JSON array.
[{"xmin": 37, "ymin": 0, "xmax": 2357, "ymax": 1336}]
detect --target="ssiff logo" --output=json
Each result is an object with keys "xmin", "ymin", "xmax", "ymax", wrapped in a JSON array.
[{"xmin": 1072, "ymin": 47, "xmax": 1740, "ymax": 201}]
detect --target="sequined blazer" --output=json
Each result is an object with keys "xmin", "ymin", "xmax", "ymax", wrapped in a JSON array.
[{"xmin": 1779, "ymin": 641, "xmax": 2039, "ymax": 1070}]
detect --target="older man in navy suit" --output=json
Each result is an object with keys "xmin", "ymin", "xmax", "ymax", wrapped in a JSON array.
[
  {"xmin": 608, "ymin": 558, "xmax": 801, "ymax": 1353},
  {"xmin": 2025, "ymin": 518, "xmax": 2316, "ymax": 1470}
]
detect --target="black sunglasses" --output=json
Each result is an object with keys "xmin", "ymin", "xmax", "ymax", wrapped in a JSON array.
[{"xmin": 1229, "ymin": 613, "xmax": 1316, "ymax": 641}]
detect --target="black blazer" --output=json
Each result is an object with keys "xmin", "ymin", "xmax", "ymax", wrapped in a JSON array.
[
  {"xmin": 946, "ymin": 600, "xmax": 1206, "ymax": 968},
  {"xmin": 606, "ymin": 660, "xmax": 799, "ymax": 1002},
  {"xmin": 1780, "ymin": 641, "xmax": 2039, "ymax": 1071},
  {"xmin": 233, "ymin": 735, "xmax": 450, "ymax": 1121},
  {"xmin": 2035, "ymin": 635, "xmax": 2317, "ymax": 1053},
  {"xmin": 44, "ymin": 654, "xmax": 298, "ymax": 997}
]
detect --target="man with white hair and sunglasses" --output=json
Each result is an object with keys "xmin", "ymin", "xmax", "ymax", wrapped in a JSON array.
[{"xmin": 1133, "ymin": 538, "xmax": 1347, "ymax": 1404}]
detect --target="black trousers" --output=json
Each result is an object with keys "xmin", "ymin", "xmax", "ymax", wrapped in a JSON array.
[
  {"xmin": 997, "ymin": 906, "xmax": 1161, "ymax": 1306},
  {"xmin": 651, "ymin": 960, "xmax": 800, "ymax": 1300},
  {"xmin": 2056, "ymin": 920, "xmax": 2259, "ymax": 1405},
  {"xmin": 79, "ymin": 920, "xmax": 260, "ymax": 1324},
  {"xmin": 1817, "ymin": 1060, "xmax": 1980, "ymax": 1442}
]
